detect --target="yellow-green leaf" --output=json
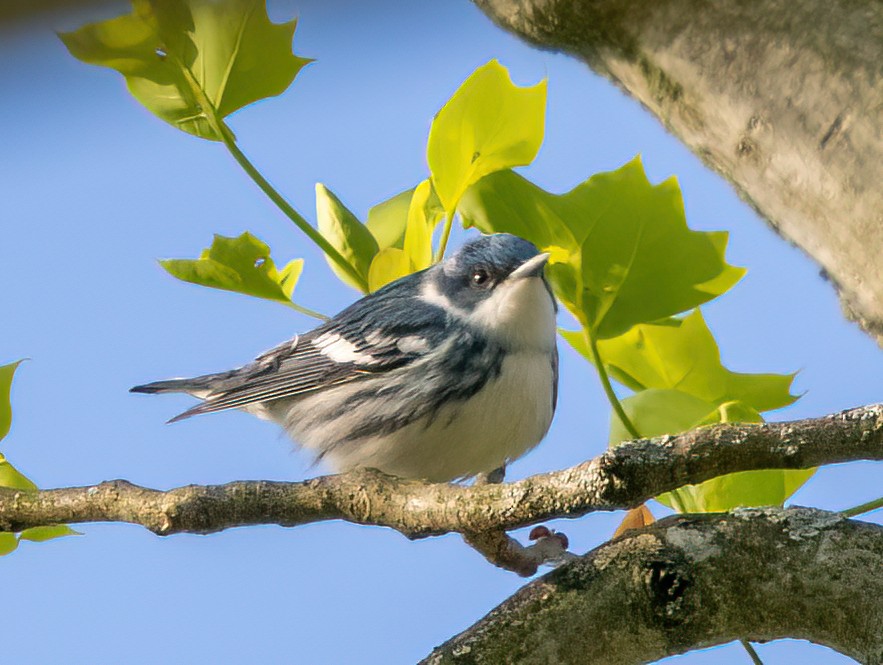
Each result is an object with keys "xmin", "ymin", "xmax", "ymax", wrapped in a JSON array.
[
  {"xmin": 60, "ymin": 0, "xmax": 311, "ymax": 140},
  {"xmin": 0, "ymin": 453, "xmax": 38, "ymax": 492},
  {"xmin": 365, "ymin": 181, "xmax": 443, "ymax": 291},
  {"xmin": 367, "ymin": 248, "xmax": 408, "ymax": 292},
  {"xmin": 161, "ymin": 232, "xmax": 304, "ymax": 306},
  {"xmin": 18, "ymin": 525, "xmax": 82, "ymax": 543},
  {"xmin": 402, "ymin": 180, "xmax": 438, "ymax": 273},
  {"xmin": 367, "ymin": 184, "xmax": 444, "ymax": 252},
  {"xmin": 608, "ymin": 390, "xmax": 814, "ymax": 512},
  {"xmin": 316, "ymin": 183, "xmax": 379, "ymax": 293},
  {"xmin": 0, "ymin": 533, "xmax": 17, "ymax": 556},
  {"xmin": 428, "ymin": 60, "xmax": 546, "ymax": 215},
  {"xmin": 563, "ymin": 309, "xmax": 798, "ymax": 412},
  {"xmin": 0, "ymin": 361, "xmax": 22, "ymax": 443},
  {"xmin": 460, "ymin": 159, "xmax": 745, "ymax": 338}
]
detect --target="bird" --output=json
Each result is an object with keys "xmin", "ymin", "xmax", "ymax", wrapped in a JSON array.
[{"xmin": 131, "ymin": 233, "xmax": 559, "ymax": 483}]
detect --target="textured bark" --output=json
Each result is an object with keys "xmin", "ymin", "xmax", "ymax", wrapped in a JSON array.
[
  {"xmin": 423, "ymin": 507, "xmax": 883, "ymax": 664},
  {"xmin": 473, "ymin": 0, "xmax": 883, "ymax": 344},
  {"xmin": 0, "ymin": 404, "xmax": 879, "ymax": 538}
]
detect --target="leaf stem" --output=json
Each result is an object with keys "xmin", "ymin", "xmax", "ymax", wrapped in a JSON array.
[
  {"xmin": 169, "ymin": 56, "xmax": 368, "ymax": 291},
  {"xmin": 740, "ymin": 640, "xmax": 764, "ymax": 665},
  {"xmin": 584, "ymin": 327, "xmax": 641, "ymax": 440},
  {"xmin": 434, "ymin": 210, "xmax": 455, "ymax": 263},
  {"xmin": 284, "ymin": 300, "xmax": 330, "ymax": 322},
  {"xmin": 841, "ymin": 496, "xmax": 883, "ymax": 518},
  {"xmin": 216, "ymin": 123, "xmax": 369, "ymax": 292}
]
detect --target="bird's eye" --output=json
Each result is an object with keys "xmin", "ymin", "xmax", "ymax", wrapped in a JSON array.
[{"xmin": 471, "ymin": 269, "xmax": 490, "ymax": 286}]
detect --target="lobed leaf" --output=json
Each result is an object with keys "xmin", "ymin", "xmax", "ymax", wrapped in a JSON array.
[
  {"xmin": 608, "ymin": 390, "xmax": 813, "ymax": 512},
  {"xmin": 460, "ymin": 159, "xmax": 745, "ymax": 338},
  {"xmin": 161, "ymin": 232, "xmax": 304, "ymax": 306},
  {"xmin": 563, "ymin": 309, "xmax": 798, "ymax": 412},
  {"xmin": 60, "ymin": 0, "xmax": 311, "ymax": 140},
  {"xmin": 428, "ymin": 60, "xmax": 546, "ymax": 216}
]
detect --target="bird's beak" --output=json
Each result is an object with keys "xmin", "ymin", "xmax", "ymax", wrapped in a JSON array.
[{"xmin": 508, "ymin": 252, "xmax": 551, "ymax": 281}]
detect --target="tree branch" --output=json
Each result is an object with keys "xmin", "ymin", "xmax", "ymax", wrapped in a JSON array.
[
  {"xmin": 473, "ymin": 0, "xmax": 883, "ymax": 345},
  {"xmin": 0, "ymin": 404, "xmax": 879, "ymax": 539},
  {"xmin": 422, "ymin": 506, "xmax": 883, "ymax": 664}
]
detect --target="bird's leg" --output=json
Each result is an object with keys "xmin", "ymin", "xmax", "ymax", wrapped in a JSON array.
[
  {"xmin": 463, "ymin": 465, "xmax": 575, "ymax": 576},
  {"xmin": 473, "ymin": 465, "xmax": 506, "ymax": 485}
]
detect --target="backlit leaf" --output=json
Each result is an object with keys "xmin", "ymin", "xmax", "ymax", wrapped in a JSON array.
[
  {"xmin": 367, "ymin": 184, "xmax": 443, "ymax": 251},
  {"xmin": 367, "ymin": 248, "xmax": 408, "ymax": 292},
  {"xmin": 161, "ymin": 232, "xmax": 304, "ymax": 306},
  {"xmin": 428, "ymin": 60, "xmax": 545, "ymax": 215},
  {"xmin": 316, "ymin": 184, "xmax": 379, "ymax": 293},
  {"xmin": 402, "ymin": 180, "xmax": 438, "ymax": 273},
  {"xmin": 60, "ymin": 0, "xmax": 311, "ymax": 140},
  {"xmin": 563, "ymin": 310, "xmax": 798, "ymax": 412},
  {"xmin": 0, "ymin": 453, "xmax": 38, "ymax": 492},
  {"xmin": 460, "ymin": 159, "xmax": 745, "ymax": 337},
  {"xmin": 608, "ymin": 390, "xmax": 813, "ymax": 512},
  {"xmin": 366, "ymin": 181, "xmax": 443, "ymax": 291},
  {"xmin": 0, "ymin": 361, "xmax": 22, "ymax": 443}
]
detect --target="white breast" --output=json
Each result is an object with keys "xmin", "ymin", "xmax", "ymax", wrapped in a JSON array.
[{"xmin": 307, "ymin": 351, "xmax": 555, "ymax": 482}]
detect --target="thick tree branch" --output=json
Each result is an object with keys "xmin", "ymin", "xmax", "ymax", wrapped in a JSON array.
[
  {"xmin": 422, "ymin": 507, "xmax": 883, "ymax": 664},
  {"xmin": 0, "ymin": 404, "xmax": 880, "ymax": 539},
  {"xmin": 473, "ymin": 0, "xmax": 883, "ymax": 345}
]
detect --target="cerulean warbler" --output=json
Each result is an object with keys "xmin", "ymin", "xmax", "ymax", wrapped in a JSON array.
[{"xmin": 132, "ymin": 233, "xmax": 558, "ymax": 482}]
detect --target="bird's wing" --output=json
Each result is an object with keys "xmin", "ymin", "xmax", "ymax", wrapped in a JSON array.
[{"xmin": 170, "ymin": 288, "xmax": 449, "ymax": 421}]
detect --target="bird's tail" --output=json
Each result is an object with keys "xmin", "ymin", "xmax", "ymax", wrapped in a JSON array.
[
  {"xmin": 130, "ymin": 378, "xmax": 197, "ymax": 394},
  {"xmin": 130, "ymin": 369, "xmax": 239, "ymax": 396},
  {"xmin": 130, "ymin": 369, "xmax": 244, "ymax": 422}
]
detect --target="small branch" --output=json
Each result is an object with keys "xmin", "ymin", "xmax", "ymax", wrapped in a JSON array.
[
  {"xmin": 217, "ymin": 123, "xmax": 369, "ymax": 292},
  {"xmin": 0, "ymin": 404, "xmax": 879, "ymax": 539},
  {"xmin": 740, "ymin": 640, "xmax": 764, "ymax": 665},
  {"xmin": 422, "ymin": 507, "xmax": 883, "ymax": 664}
]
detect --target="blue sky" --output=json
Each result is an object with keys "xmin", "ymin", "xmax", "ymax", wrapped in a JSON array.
[{"xmin": 1, "ymin": 1, "xmax": 880, "ymax": 663}]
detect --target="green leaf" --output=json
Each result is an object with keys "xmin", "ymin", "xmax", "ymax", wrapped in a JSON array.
[
  {"xmin": 316, "ymin": 184, "xmax": 379, "ymax": 293},
  {"xmin": 365, "ymin": 181, "xmax": 444, "ymax": 292},
  {"xmin": 367, "ymin": 248, "xmax": 408, "ymax": 292},
  {"xmin": 366, "ymin": 188, "xmax": 414, "ymax": 251},
  {"xmin": 60, "ymin": 0, "xmax": 311, "ymax": 140},
  {"xmin": 367, "ymin": 184, "xmax": 444, "ymax": 252},
  {"xmin": 161, "ymin": 232, "xmax": 304, "ymax": 306},
  {"xmin": 0, "ymin": 453, "xmax": 38, "ymax": 492},
  {"xmin": 0, "ymin": 533, "xmax": 17, "ymax": 556},
  {"xmin": 563, "ymin": 309, "xmax": 798, "ymax": 412},
  {"xmin": 428, "ymin": 60, "xmax": 546, "ymax": 215},
  {"xmin": 402, "ymin": 180, "xmax": 438, "ymax": 273},
  {"xmin": 608, "ymin": 390, "xmax": 813, "ymax": 512},
  {"xmin": 460, "ymin": 159, "xmax": 745, "ymax": 338},
  {"xmin": 0, "ymin": 361, "xmax": 22, "ymax": 443},
  {"xmin": 18, "ymin": 525, "xmax": 82, "ymax": 543},
  {"xmin": 608, "ymin": 388, "xmax": 716, "ymax": 447}
]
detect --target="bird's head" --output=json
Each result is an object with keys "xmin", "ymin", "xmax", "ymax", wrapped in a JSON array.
[{"xmin": 423, "ymin": 233, "xmax": 557, "ymax": 350}]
